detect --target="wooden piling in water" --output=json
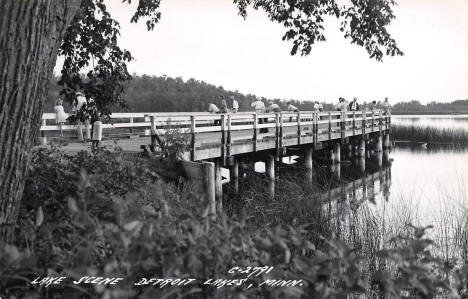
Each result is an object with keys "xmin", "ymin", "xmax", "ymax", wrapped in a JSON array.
[
  {"xmin": 358, "ymin": 139, "xmax": 366, "ymax": 157},
  {"xmin": 304, "ymin": 148, "xmax": 313, "ymax": 170},
  {"xmin": 266, "ymin": 155, "xmax": 275, "ymax": 181},
  {"xmin": 333, "ymin": 143, "xmax": 341, "ymax": 163},
  {"xmin": 215, "ymin": 160, "xmax": 223, "ymax": 212}
]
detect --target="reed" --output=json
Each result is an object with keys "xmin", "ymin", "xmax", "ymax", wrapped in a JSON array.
[{"xmin": 392, "ymin": 124, "xmax": 468, "ymax": 144}]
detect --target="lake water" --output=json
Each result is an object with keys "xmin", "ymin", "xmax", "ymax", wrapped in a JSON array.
[
  {"xmin": 392, "ymin": 114, "xmax": 468, "ymax": 130},
  {"xmin": 224, "ymin": 115, "xmax": 468, "ymax": 258}
]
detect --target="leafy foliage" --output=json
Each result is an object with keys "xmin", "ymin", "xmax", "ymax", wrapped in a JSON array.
[
  {"xmin": 1, "ymin": 149, "xmax": 468, "ymax": 298},
  {"xmin": 234, "ymin": 0, "xmax": 403, "ymax": 59}
]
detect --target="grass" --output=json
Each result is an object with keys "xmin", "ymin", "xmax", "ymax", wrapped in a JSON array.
[{"xmin": 392, "ymin": 124, "xmax": 468, "ymax": 145}]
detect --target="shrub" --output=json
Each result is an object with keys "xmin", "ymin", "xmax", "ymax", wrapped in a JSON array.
[{"xmin": 1, "ymin": 148, "xmax": 468, "ymax": 298}]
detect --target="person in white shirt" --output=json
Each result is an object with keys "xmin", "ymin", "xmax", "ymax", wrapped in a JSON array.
[
  {"xmin": 54, "ymin": 99, "xmax": 67, "ymax": 137},
  {"xmin": 313, "ymin": 101, "xmax": 320, "ymax": 112},
  {"xmin": 287, "ymin": 101, "xmax": 299, "ymax": 112},
  {"xmin": 230, "ymin": 96, "xmax": 239, "ymax": 113},
  {"xmin": 318, "ymin": 102, "xmax": 324, "ymax": 112},
  {"xmin": 251, "ymin": 98, "xmax": 265, "ymax": 113},
  {"xmin": 73, "ymin": 92, "xmax": 87, "ymax": 114},
  {"xmin": 91, "ymin": 114, "xmax": 102, "ymax": 152},
  {"xmin": 267, "ymin": 101, "xmax": 281, "ymax": 113},
  {"xmin": 382, "ymin": 97, "xmax": 391, "ymax": 115},
  {"xmin": 208, "ymin": 103, "xmax": 219, "ymax": 114}
]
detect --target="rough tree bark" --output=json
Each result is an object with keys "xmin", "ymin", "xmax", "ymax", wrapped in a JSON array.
[{"xmin": 0, "ymin": 0, "xmax": 81, "ymax": 238}]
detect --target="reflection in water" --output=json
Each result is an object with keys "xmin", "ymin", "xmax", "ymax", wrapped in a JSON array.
[
  {"xmin": 393, "ymin": 115, "xmax": 468, "ymax": 130},
  {"xmin": 224, "ymin": 143, "xmax": 468, "ymax": 261}
]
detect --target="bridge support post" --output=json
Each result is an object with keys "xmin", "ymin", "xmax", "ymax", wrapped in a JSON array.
[
  {"xmin": 346, "ymin": 143, "xmax": 352, "ymax": 159},
  {"xmin": 230, "ymin": 160, "xmax": 239, "ymax": 194},
  {"xmin": 77, "ymin": 122, "xmax": 84, "ymax": 141},
  {"xmin": 84, "ymin": 119, "xmax": 91, "ymax": 140},
  {"xmin": 40, "ymin": 131, "xmax": 47, "ymax": 145},
  {"xmin": 333, "ymin": 143, "xmax": 341, "ymax": 163},
  {"xmin": 358, "ymin": 139, "xmax": 366, "ymax": 157},
  {"xmin": 375, "ymin": 135, "xmax": 383, "ymax": 152},
  {"xmin": 383, "ymin": 133, "xmax": 391, "ymax": 148},
  {"xmin": 215, "ymin": 160, "xmax": 223, "ymax": 212},
  {"xmin": 268, "ymin": 180, "xmax": 275, "ymax": 198},
  {"xmin": 359, "ymin": 156, "xmax": 366, "ymax": 175},
  {"xmin": 304, "ymin": 148, "xmax": 313, "ymax": 170},
  {"xmin": 266, "ymin": 155, "xmax": 275, "ymax": 181},
  {"xmin": 203, "ymin": 162, "xmax": 216, "ymax": 217}
]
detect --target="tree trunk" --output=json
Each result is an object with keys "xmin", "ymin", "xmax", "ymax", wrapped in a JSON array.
[{"xmin": 0, "ymin": 0, "xmax": 81, "ymax": 240}]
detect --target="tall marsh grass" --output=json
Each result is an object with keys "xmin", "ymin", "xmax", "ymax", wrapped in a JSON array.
[{"xmin": 392, "ymin": 124, "xmax": 468, "ymax": 144}]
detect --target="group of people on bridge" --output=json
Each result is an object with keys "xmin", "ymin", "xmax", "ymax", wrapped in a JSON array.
[
  {"xmin": 207, "ymin": 95, "xmax": 391, "ymax": 115},
  {"xmin": 53, "ymin": 92, "xmax": 103, "ymax": 150}
]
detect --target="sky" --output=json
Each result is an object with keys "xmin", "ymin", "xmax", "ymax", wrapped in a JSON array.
[{"xmin": 56, "ymin": 0, "xmax": 468, "ymax": 104}]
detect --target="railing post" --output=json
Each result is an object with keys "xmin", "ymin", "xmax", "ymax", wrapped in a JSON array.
[
  {"xmin": 190, "ymin": 115, "xmax": 196, "ymax": 161},
  {"xmin": 297, "ymin": 111, "xmax": 301, "ymax": 145},
  {"xmin": 221, "ymin": 114, "xmax": 226, "ymax": 165},
  {"xmin": 371, "ymin": 111, "xmax": 375, "ymax": 132},
  {"xmin": 129, "ymin": 117, "xmax": 134, "ymax": 134},
  {"xmin": 275, "ymin": 113, "xmax": 281, "ymax": 159},
  {"xmin": 341, "ymin": 112, "xmax": 346, "ymax": 142},
  {"xmin": 352, "ymin": 112, "xmax": 356, "ymax": 136},
  {"xmin": 379, "ymin": 110, "xmax": 382, "ymax": 134},
  {"xmin": 40, "ymin": 118, "xmax": 47, "ymax": 145},
  {"xmin": 328, "ymin": 112, "xmax": 332, "ymax": 140},
  {"xmin": 314, "ymin": 113, "xmax": 318, "ymax": 147},
  {"xmin": 227, "ymin": 114, "xmax": 232, "ymax": 157},
  {"xmin": 279, "ymin": 113, "xmax": 284, "ymax": 149},
  {"xmin": 150, "ymin": 115, "xmax": 157, "ymax": 152},
  {"xmin": 362, "ymin": 110, "xmax": 366, "ymax": 138},
  {"xmin": 253, "ymin": 113, "xmax": 258, "ymax": 152}
]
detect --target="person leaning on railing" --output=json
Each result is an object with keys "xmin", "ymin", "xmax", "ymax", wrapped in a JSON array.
[
  {"xmin": 287, "ymin": 101, "xmax": 299, "ymax": 122},
  {"xmin": 230, "ymin": 96, "xmax": 239, "ymax": 113},
  {"xmin": 382, "ymin": 97, "xmax": 391, "ymax": 115}
]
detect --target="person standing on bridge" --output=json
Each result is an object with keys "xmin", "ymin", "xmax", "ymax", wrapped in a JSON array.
[
  {"xmin": 54, "ymin": 99, "xmax": 67, "ymax": 137},
  {"xmin": 287, "ymin": 101, "xmax": 299, "ymax": 122},
  {"xmin": 382, "ymin": 97, "xmax": 391, "ymax": 115},
  {"xmin": 219, "ymin": 97, "xmax": 229, "ymax": 114},
  {"xmin": 208, "ymin": 102, "xmax": 220, "ymax": 125},
  {"xmin": 313, "ymin": 101, "xmax": 320, "ymax": 112},
  {"xmin": 267, "ymin": 101, "xmax": 282, "ymax": 113},
  {"xmin": 251, "ymin": 97, "xmax": 267, "ymax": 132},
  {"xmin": 230, "ymin": 96, "xmax": 239, "ymax": 113},
  {"xmin": 91, "ymin": 113, "xmax": 103, "ymax": 152},
  {"xmin": 349, "ymin": 97, "xmax": 359, "ymax": 111}
]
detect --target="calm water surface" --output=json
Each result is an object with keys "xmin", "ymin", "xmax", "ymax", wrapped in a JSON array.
[
  {"xmin": 224, "ymin": 116, "xmax": 468, "ymax": 256},
  {"xmin": 393, "ymin": 114, "xmax": 468, "ymax": 130}
]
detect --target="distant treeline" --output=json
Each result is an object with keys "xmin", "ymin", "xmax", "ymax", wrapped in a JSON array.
[
  {"xmin": 45, "ymin": 75, "xmax": 467, "ymax": 114},
  {"xmin": 45, "ymin": 75, "xmax": 335, "ymax": 113},
  {"xmin": 392, "ymin": 100, "xmax": 468, "ymax": 115}
]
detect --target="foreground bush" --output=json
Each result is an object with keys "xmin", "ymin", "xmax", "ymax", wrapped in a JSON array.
[{"xmin": 1, "ymin": 148, "xmax": 468, "ymax": 298}]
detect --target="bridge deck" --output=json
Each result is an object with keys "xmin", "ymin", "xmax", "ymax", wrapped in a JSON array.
[{"xmin": 40, "ymin": 110, "xmax": 391, "ymax": 160}]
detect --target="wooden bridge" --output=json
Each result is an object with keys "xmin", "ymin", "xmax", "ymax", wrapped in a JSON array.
[
  {"xmin": 40, "ymin": 110, "xmax": 391, "ymax": 161},
  {"xmin": 41, "ymin": 110, "xmax": 391, "ymax": 214}
]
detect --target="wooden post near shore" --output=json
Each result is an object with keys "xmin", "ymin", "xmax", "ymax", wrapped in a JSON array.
[
  {"xmin": 358, "ymin": 138, "xmax": 366, "ymax": 157},
  {"xmin": 333, "ymin": 143, "xmax": 341, "ymax": 163},
  {"xmin": 266, "ymin": 155, "xmax": 275, "ymax": 181},
  {"xmin": 215, "ymin": 160, "xmax": 223, "ymax": 212},
  {"xmin": 304, "ymin": 147, "xmax": 313, "ymax": 170}
]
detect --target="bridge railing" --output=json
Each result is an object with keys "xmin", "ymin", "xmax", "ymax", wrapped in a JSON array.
[{"xmin": 40, "ymin": 110, "xmax": 391, "ymax": 145}]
